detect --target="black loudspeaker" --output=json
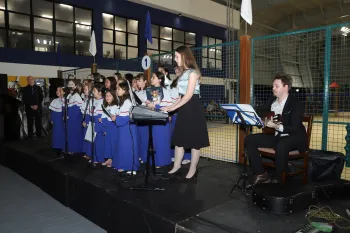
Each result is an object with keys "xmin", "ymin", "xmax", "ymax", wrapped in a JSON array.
[
  {"xmin": 288, "ymin": 150, "xmax": 345, "ymax": 182},
  {"xmin": 49, "ymin": 78, "xmax": 63, "ymax": 99},
  {"xmin": 0, "ymin": 74, "xmax": 8, "ymax": 144}
]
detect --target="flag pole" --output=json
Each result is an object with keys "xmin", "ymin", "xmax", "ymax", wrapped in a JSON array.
[{"xmin": 245, "ymin": 22, "xmax": 247, "ymax": 35}]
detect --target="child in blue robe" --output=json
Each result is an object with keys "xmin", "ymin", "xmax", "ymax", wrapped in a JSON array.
[
  {"xmin": 49, "ymin": 86, "xmax": 65, "ymax": 153},
  {"xmin": 81, "ymin": 82, "xmax": 92, "ymax": 159},
  {"xmin": 145, "ymin": 71, "xmax": 172, "ymax": 167},
  {"xmin": 113, "ymin": 81, "xmax": 139, "ymax": 174},
  {"xmin": 135, "ymin": 73, "xmax": 149, "ymax": 163},
  {"xmin": 64, "ymin": 80, "xmax": 83, "ymax": 154},
  {"xmin": 86, "ymin": 84, "xmax": 105, "ymax": 164},
  {"xmin": 101, "ymin": 89, "xmax": 118, "ymax": 167}
]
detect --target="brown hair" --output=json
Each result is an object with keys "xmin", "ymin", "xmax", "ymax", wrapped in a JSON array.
[
  {"xmin": 135, "ymin": 73, "xmax": 148, "ymax": 90},
  {"xmin": 103, "ymin": 90, "xmax": 117, "ymax": 107},
  {"xmin": 117, "ymin": 81, "xmax": 130, "ymax": 106},
  {"xmin": 274, "ymin": 73, "xmax": 292, "ymax": 92},
  {"xmin": 172, "ymin": 45, "xmax": 201, "ymax": 88},
  {"xmin": 105, "ymin": 76, "xmax": 117, "ymax": 91}
]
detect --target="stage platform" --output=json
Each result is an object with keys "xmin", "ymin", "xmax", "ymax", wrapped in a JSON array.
[{"xmin": 1, "ymin": 138, "xmax": 350, "ymax": 233}]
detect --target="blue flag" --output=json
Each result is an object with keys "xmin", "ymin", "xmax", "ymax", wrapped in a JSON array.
[{"xmin": 144, "ymin": 11, "xmax": 152, "ymax": 44}]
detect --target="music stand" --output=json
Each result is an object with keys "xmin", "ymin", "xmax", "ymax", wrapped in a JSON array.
[{"xmin": 221, "ymin": 104, "xmax": 264, "ymax": 194}]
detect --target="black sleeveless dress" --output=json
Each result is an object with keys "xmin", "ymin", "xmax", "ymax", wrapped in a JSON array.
[{"xmin": 171, "ymin": 69, "xmax": 210, "ymax": 150}]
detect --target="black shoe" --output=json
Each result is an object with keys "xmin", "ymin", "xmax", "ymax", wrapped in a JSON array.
[
  {"xmin": 252, "ymin": 172, "xmax": 270, "ymax": 185},
  {"xmin": 164, "ymin": 168, "xmax": 182, "ymax": 180},
  {"xmin": 183, "ymin": 170, "xmax": 199, "ymax": 183}
]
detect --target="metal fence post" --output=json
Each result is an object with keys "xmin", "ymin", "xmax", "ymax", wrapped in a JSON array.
[{"xmin": 322, "ymin": 27, "xmax": 331, "ymax": 151}]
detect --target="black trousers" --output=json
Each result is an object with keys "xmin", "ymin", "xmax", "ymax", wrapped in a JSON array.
[
  {"xmin": 244, "ymin": 133, "xmax": 307, "ymax": 180},
  {"xmin": 26, "ymin": 107, "xmax": 42, "ymax": 137}
]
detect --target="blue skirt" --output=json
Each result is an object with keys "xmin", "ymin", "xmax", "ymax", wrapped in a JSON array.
[
  {"xmin": 136, "ymin": 123, "xmax": 149, "ymax": 162},
  {"xmin": 66, "ymin": 106, "xmax": 83, "ymax": 153},
  {"xmin": 51, "ymin": 111, "xmax": 65, "ymax": 150},
  {"xmin": 104, "ymin": 119, "xmax": 118, "ymax": 159},
  {"xmin": 152, "ymin": 120, "xmax": 172, "ymax": 167},
  {"xmin": 113, "ymin": 116, "xmax": 139, "ymax": 171}
]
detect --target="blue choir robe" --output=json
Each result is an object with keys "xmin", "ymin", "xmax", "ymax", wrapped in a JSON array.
[
  {"xmin": 112, "ymin": 99, "xmax": 139, "ymax": 172},
  {"xmin": 151, "ymin": 87, "xmax": 172, "ymax": 167},
  {"xmin": 86, "ymin": 98, "xmax": 105, "ymax": 163},
  {"xmin": 49, "ymin": 98, "xmax": 65, "ymax": 150},
  {"xmin": 135, "ymin": 90, "xmax": 149, "ymax": 162},
  {"xmin": 170, "ymin": 87, "xmax": 191, "ymax": 160},
  {"xmin": 81, "ymin": 98, "xmax": 91, "ymax": 156},
  {"xmin": 63, "ymin": 92, "xmax": 83, "ymax": 153},
  {"xmin": 101, "ymin": 105, "xmax": 119, "ymax": 160}
]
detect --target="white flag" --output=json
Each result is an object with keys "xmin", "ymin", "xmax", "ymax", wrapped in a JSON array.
[
  {"xmin": 89, "ymin": 30, "xmax": 97, "ymax": 56},
  {"xmin": 241, "ymin": 0, "xmax": 252, "ymax": 25}
]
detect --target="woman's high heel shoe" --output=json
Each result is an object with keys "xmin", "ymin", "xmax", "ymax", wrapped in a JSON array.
[
  {"xmin": 184, "ymin": 170, "xmax": 199, "ymax": 183},
  {"xmin": 164, "ymin": 168, "xmax": 182, "ymax": 180}
]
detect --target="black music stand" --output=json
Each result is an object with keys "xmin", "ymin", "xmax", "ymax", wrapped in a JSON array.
[
  {"xmin": 221, "ymin": 104, "xmax": 263, "ymax": 194},
  {"xmin": 129, "ymin": 104, "xmax": 168, "ymax": 192}
]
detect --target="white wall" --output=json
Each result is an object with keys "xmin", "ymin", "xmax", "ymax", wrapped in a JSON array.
[
  {"xmin": 128, "ymin": 0, "xmax": 240, "ymax": 29},
  {"xmin": 0, "ymin": 62, "xmax": 76, "ymax": 77}
]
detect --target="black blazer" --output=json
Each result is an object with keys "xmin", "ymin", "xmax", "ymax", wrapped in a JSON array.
[
  {"xmin": 257, "ymin": 95, "xmax": 306, "ymax": 137},
  {"xmin": 22, "ymin": 85, "xmax": 43, "ymax": 108}
]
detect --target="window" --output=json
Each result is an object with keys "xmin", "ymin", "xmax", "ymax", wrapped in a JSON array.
[
  {"xmin": 0, "ymin": 2, "xmax": 5, "ymax": 47},
  {"xmin": 8, "ymin": 0, "xmax": 30, "ymax": 14},
  {"xmin": 202, "ymin": 36, "xmax": 222, "ymax": 69},
  {"xmin": 0, "ymin": 29, "xmax": 5, "ymax": 47},
  {"xmin": 147, "ymin": 25, "xmax": 196, "ymax": 66},
  {"xmin": 0, "ymin": 0, "xmax": 92, "ymax": 55},
  {"xmin": 102, "ymin": 13, "xmax": 138, "ymax": 59}
]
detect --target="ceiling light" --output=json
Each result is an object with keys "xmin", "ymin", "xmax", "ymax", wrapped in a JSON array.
[
  {"xmin": 103, "ymin": 13, "xmax": 113, "ymax": 18},
  {"xmin": 60, "ymin": 4, "xmax": 72, "ymax": 8},
  {"xmin": 340, "ymin": 27, "xmax": 350, "ymax": 36},
  {"xmin": 0, "ymin": 6, "xmax": 5, "ymax": 10},
  {"xmin": 42, "ymin": 15, "xmax": 53, "ymax": 19},
  {"xmin": 341, "ymin": 27, "xmax": 350, "ymax": 32}
]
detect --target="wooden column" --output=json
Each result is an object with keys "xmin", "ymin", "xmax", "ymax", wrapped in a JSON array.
[{"xmin": 238, "ymin": 35, "xmax": 251, "ymax": 164}]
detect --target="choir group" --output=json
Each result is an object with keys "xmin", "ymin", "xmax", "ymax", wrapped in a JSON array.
[
  {"xmin": 49, "ymin": 67, "xmax": 190, "ymax": 174},
  {"xmin": 49, "ymin": 46, "xmax": 210, "ymax": 180}
]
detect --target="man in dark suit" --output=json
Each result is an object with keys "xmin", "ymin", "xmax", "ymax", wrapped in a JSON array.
[
  {"xmin": 22, "ymin": 76, "xmax": 44, "ymax": 138},
  {"xmin": 245, "ymin": 74, "xmax": 307, "ymax": 184}
]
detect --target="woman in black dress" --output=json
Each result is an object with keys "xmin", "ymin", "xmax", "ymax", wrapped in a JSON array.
[{"xmin": 161, "ymin": 45, "xmax": 210, "ymax": 180}]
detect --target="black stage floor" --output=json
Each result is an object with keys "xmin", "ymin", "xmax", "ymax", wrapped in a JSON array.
[{"xmin": 1, "ymin": 138, "xmax": 350, "ymax": 233}]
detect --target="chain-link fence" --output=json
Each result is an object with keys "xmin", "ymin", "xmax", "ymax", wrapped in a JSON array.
[
  {"xmin": 150, "ymin": 41, "xmax": 240, "ymax": 162},
  {"xmin": 251, "ymin": 23, "xmax": 350, "ymax": 180}
]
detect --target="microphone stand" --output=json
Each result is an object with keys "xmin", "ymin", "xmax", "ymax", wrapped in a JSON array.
[
  {"xmin": 62, "ymin": 91, "xmax": 69, "ymax": 161},
  {"xmin": 85, "ymin": 81, "xmax": 96, "ymax": 168}
]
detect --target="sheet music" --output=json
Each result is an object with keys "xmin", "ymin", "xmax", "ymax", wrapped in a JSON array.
[
  {"xmin": 221, "ymin": 104, "xmax": 264, "ymax": 127},
  {"xmin": 84, "ymin": 122, "xmax": 96, "ymax": 142},
  {"xmin": 126, "ymin": 80, "xmax": 136, "ymax": 106},
  {"xmin": 101, "ymin": 104, "xmax": 112, "ymax": 118}
]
